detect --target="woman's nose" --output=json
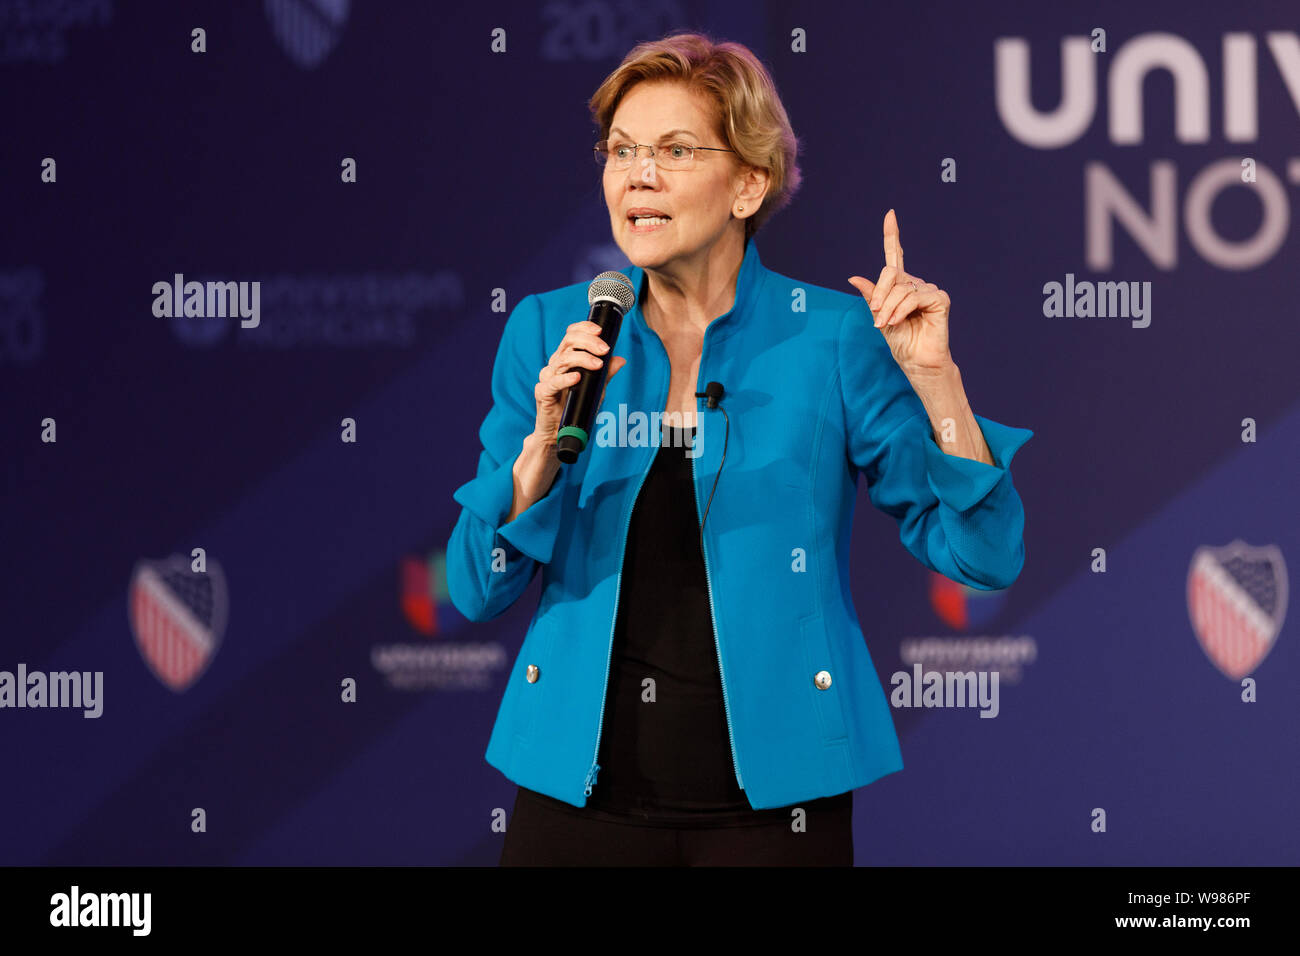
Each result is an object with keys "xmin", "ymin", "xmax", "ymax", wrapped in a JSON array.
[{"xmin": 631, "ymin": 154, "xmax": 658, "ymax": 186}]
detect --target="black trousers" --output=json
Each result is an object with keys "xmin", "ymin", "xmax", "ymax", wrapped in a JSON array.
[{"xmin": 499, "ymin": 786, "xmax": 854, "ymax": 866}]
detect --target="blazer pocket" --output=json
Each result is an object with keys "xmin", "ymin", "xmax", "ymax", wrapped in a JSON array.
[
  {"xmin": 513, "ymin": 614, "xmax": 552, "ymax": 747},
  {"xmin": 800, "ymin": 612, "xmax": 849, "ymax": 744}
]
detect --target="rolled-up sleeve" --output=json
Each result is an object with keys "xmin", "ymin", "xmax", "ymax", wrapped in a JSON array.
[
  {"xmin": 838, "ymin": 298, "xmax": 1033, "ymax": 590},
  {"xmin": 446, "ymin": 294, "xmax": 568, "ymax": 621}
]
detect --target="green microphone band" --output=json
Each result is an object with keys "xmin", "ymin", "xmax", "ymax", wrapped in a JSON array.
[{"xmin": 557, "ymin": 425, "xmax": 588, "ymax": 449}]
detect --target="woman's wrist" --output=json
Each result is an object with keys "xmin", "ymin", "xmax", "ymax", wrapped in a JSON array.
[
  {"xmin": 905, "ymin": 364, "xmax": 995, "ymax": 465},
  {"xmin": 508, "ymin": 432, "xmax": 562, "ymax": 522}
]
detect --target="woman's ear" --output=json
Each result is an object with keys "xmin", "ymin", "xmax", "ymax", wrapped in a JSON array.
[{"xmin": 736, "ymin": 166, "xmax": 770, "ymax": 215}]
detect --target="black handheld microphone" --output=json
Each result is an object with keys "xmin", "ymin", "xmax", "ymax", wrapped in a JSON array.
[{"xmin": 556, "ymin": 271, "xmax": 637, "ymax": 464}]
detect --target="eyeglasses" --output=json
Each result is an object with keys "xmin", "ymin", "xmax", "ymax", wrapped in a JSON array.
[{"xmin": 593, "ymin": 140, "xmax": 735, "ymax": 171}]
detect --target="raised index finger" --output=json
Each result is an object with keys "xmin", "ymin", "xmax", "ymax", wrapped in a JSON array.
[{"xmin": 883, "ymin": 208, "xmax": 903, "ymax": 272}]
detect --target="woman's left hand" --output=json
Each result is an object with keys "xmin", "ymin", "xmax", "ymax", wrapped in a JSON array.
[{"xmin": 848, "ymin": 209, "xmax": 953, "ymax": 376}]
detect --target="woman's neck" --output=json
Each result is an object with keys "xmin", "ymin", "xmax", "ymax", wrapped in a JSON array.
[{"xmin": 641, "ymin": 232, "xmax": 745, "ymax": 338}]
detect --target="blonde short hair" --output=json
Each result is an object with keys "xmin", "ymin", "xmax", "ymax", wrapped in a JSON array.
[{"xmin": 588, "ymin": 32, "xmax": 802, "ymax": 242}]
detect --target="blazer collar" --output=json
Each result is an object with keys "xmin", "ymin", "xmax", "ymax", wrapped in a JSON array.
[{"xmin": 624, "ymin": 237, "xmax": 764, "ymax": 345}]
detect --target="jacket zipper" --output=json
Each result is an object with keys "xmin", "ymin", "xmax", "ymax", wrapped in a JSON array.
[
  {"xmin": 691, "ymin": 443, "xmax": 744, "ymax": 790},
  {"xmin": 584, "ymin": 315, "xmax": 745, "ymax": 796},
  {"xmin": 583, "ymin": 448, "xmax": 652, "ymax": 797},
  {"xmin": 692, "ymin": 319, "xmax": 743, "ymax": 790},
  {"xmin": 583, "ymin": 337, "xmax": 664, "ymax": 797}
]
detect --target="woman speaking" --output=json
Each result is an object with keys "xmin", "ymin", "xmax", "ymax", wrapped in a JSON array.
[{"xmin": 447, "ymin": 32, "xmax": 1032, "ymax": 866}]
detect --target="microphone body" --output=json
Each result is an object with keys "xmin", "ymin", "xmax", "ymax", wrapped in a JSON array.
[{"xmin": 557, "ymin": 272, "xmax": 636, "ymax": 464}]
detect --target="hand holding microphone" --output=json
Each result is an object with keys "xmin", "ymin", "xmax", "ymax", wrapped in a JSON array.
[
  {"xmin": 535, "ymin": 321, "xmax": 627, "ymax": 457},
  {"xmin": 508, "ymin": 273, "xmax": 633, "ymax": 520},
  {"xmin": 554, "ymin": 272, "xmax": 636, "ymax": 463}
]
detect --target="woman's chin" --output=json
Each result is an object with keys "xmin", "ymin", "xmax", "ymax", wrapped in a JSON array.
[
  {"xmin": 618, "ymin": 242, "xmax": 672, "ymax": 270},
  {"xmin": 622, "ymin": 230, "xmax": 692, "ymax": 265}
]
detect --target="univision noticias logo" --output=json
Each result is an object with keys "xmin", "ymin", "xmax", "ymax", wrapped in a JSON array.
[
  {"xmin": 902, "ymin": 572, "xmax": 1037, "ymax": 684},
  {"xmin": 400, "ymin": 550, "xmax": 466, "ymax": 638},
  {"xmin": 370, "ymin": 549, "xmax": 503, "ymax": 691},
  {"xmin": 928, "ymin": 571, "xmax": 1009, "ymax": 631}
]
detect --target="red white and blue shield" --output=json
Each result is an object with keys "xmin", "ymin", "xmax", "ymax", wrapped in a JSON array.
[
  {"xmin": 1187, "ymin": 541, "xmax": 1288, "ymax": 680},
  {"xmin": 129, "ymin": 555, "xmax": 228, "ymax": 692}
]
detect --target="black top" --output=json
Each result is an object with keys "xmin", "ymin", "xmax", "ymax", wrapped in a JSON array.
[{"xmin": 527, "ymin": 422, "xmax": 850, "ymax": 828}]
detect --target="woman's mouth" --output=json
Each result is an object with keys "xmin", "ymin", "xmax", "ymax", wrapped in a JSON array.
[{"xmin": 629, "ymin": 215, "xmax": 672, "ymax": 232}]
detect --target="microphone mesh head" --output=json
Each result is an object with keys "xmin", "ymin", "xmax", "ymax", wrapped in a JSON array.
[{"xmin": 588, "ymin": 271, "xmax": 636, "ymax": 311}]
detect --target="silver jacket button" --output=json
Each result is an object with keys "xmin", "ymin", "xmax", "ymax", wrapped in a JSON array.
[
  {"xmin": 814, "ymin": 670, "xmax": 832, "ymax": 690},
  {"xmin": 525, "ymin": 664, "xmax": 540, "ymax": 683}
]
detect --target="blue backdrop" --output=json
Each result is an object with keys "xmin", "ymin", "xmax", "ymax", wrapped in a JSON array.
[{"xmin": 2, "ymin": 0, "xmax": 1296, "ymax": 865}]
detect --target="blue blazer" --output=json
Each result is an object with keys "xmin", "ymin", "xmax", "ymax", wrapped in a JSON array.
[{"xmin": 447, "ymin": 238, "xmax": 1033, "ymax": 810}]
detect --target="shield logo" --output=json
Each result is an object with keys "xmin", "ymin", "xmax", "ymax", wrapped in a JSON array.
[
  {"xmin": 129, "ymin": 555, "xmax": 228, "ymax": 692},
  {"xmin": 264, "ymin": 0, "xmax": 350, "ymax": 70},
  {"xmin": 1187, "ymin": 541, "xmax": 1287, "ymax": 679}
]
